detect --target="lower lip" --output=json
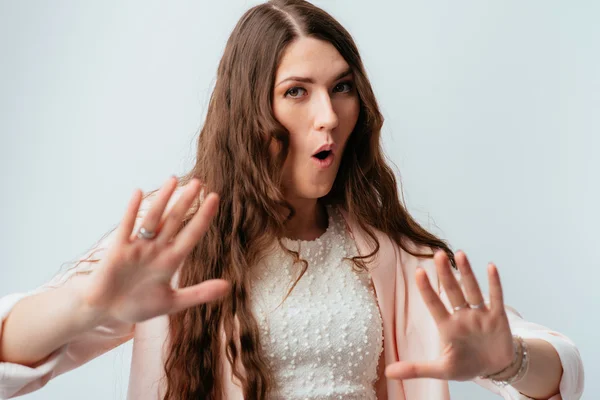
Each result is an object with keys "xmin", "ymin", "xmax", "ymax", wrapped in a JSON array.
[{"xmin": 312, "ymin": 153, "xmax": 334, "ymax": 169}]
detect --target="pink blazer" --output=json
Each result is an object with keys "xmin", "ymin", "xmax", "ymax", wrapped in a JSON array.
[{"xmin": 0, "ymin": 206, "xmax": 584, "ymax": 399}]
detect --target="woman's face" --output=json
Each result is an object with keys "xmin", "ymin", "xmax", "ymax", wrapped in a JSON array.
[{"xmin": 272, "ymin": 37, "xmax": 360, "ymax": 202}]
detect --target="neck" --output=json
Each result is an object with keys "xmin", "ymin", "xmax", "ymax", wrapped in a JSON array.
[{"xmin": 283, "ymin": 198, "xmax": 328, "ymax": 241}]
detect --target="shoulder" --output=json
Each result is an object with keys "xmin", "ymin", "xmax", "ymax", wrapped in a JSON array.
[
  {"xmin": 338, "ymin": 206, "xmax": 434, "ymax": 273},
  {"xmin": 338, "ymin": 206, "xmax": 433, "ymax": 261}
]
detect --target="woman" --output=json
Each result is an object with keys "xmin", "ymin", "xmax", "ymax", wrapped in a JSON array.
[{"xmin": 0, "ymin": 0, "xmax": 584, "ymax": 399}]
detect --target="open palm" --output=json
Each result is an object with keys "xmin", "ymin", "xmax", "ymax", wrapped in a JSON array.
[
  {"xmin": 74, "ymin": 177, "xmax": 230, "ymax": 325},
  {"xmin": 385, "ymin": 250, "xmax": 515, "ymax": 381}
]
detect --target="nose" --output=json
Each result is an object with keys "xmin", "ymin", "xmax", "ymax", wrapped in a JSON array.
[{"xmin": 313, "ymin": 91, "xmax": 339, "ymax": 132}]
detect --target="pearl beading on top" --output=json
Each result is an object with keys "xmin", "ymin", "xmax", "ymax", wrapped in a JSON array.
[{"xmin": 249, "ymin": 205, "xmax": 384, "ymax": 400}]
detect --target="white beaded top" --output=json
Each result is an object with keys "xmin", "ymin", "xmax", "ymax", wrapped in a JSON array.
[{"xmin": 249, "ymin": 205, "xmax": 384, "ymax": 400}]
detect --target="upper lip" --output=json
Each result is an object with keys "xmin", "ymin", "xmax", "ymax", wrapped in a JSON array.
[{"xmin": 312, "ymin": 143, "xmax": 337, "ymax": 156}]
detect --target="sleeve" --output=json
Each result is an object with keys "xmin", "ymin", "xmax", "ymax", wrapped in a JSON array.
[
  {"xmin": 0, "ymin": 186, "xmax": 187, "ymax": 399},
  {"xmin": 0, "ymin": 231, "xmax": 134, "ymax": 399}
]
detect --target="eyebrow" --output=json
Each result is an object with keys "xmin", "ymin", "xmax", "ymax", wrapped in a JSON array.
[{"xmin": 275, "ymin": 68, "xmax": 353, "ymax": 88}]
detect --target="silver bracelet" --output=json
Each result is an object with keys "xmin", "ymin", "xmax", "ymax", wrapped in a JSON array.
[
  {"xmin": 486, "ymin": 336, "xmax": 530, "ymax": 387},
  {"xmin": 480, "ymin": 335, "xmax": 520, "ymax": 381}
]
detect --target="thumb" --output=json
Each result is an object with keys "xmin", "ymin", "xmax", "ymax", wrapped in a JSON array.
[
  {"xmin": 385, "ymin": 360, "xmax": 447, "ymax": 380},
  {"xmin": 169, "ymin": 279, "xmax": 231, "ymax": 314}
]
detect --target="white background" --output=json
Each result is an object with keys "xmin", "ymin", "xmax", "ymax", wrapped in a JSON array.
[{"xmin": 1, "ymin": 1, "xmax": 597, "ymax": 398}]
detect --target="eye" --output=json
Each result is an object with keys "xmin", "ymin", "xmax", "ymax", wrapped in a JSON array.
[
  {"xmin": 285, "ymin": 86, "xmax": 307, "ymax": 98},
  {"xmin": 333, "ymin": 81, "xmax": 353, "ymax": 93}
]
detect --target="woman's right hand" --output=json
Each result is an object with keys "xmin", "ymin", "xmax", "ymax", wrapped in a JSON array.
[{"xmin": 75, "ymin": 176, "xmax": 230, "ymax": 325}]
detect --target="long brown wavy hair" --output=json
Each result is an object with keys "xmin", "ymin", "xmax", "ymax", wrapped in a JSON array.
[{"xmin": 150, "ymin": 0, "xmax": 457, "ymax": 398}]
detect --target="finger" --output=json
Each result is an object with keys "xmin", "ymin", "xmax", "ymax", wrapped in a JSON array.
[
  {"xmin": 488, "ymin": 263, "xmax": 505, "ymax": 314},
  {"xmin": 416, "ymin": 267, "xmax": 450, "ymax": 324},
  {"xmin": 170, "ymin": 192, "xmax": 220, "ymax": 257},
  {"xmin": 133, "ymin": 176, "xmax": 179, "ymax": 240},
  {"xmin": 154, "ymin": 179, "xmax": 202, "ymax": 246},
  {"xmin": 454, "ymin": 250, "xmax": 486, "ymax": 309},
  {"xmin": 169, "ymin": 279, "xmax": 231, "ymax": 315},
  {"xmin": 435, "ymin": 250, "xmax": 467, "ymax": 309},
  {"xmin": 116, "ymin": 188, "xmax": 143, "ymax": 243},
  {"xmin": 385, "ymin": 360, "xmax": 446, "ymax": 380}
]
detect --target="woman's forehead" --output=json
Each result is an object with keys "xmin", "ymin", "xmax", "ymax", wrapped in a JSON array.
[{"xmin": 275, "ymin": 37, "xmax": 350, "ymax": 85}]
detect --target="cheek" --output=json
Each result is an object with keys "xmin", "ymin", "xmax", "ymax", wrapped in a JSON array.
[
  {"xmin": 272, "ymin": 100, "xmax": 311, "ymax": 163},
  {"xmin": 273, "ymin": 98, "xmax": 308, "ymax": 135},
  {"xmin": 345, "ymin": 96, "xmax": 360, "ymax": 125},
  {"xmin": 336, "ymin": 97, "xmax": 360, "ymax": 144}
]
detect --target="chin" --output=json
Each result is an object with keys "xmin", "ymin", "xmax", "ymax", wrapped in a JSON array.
[
  {"xmin": 305, "ymin": 181, "xmax": 335, "ymax": 199},
  {"xmin": 286, "ymin": 169, "xmax": 339, "ymax": 200},
  {"xmin": 286, "ymin": 181, "xmax": 333, "ymax": 201}
]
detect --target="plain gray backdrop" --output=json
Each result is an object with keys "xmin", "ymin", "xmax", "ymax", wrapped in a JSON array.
[{"xmin": 1, "ymin": 1, "xmax": 597, "ymax": 398}]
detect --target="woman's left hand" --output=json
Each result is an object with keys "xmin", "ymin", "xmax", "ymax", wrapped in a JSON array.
[{"xmin": 385, "ymin": 250, "xmax": 515, "ymax": 382}]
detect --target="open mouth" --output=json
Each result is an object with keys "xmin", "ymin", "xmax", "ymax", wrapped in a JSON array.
[
  {"xmin": 311, "ymin": 149, "xmax": 334, "ymax": 168},
  {"xmin": 313, "ymin": 150, "xmax": 332, "ymax": 160}
]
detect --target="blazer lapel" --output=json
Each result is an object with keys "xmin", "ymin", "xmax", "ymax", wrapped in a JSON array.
[
  {"xmin": 339, "ymin": 208, "xmax": 406, "ymax": 400},
  {"xmin": 339, "ymin": 207, "xmax": 451, "ymax": 400}
]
